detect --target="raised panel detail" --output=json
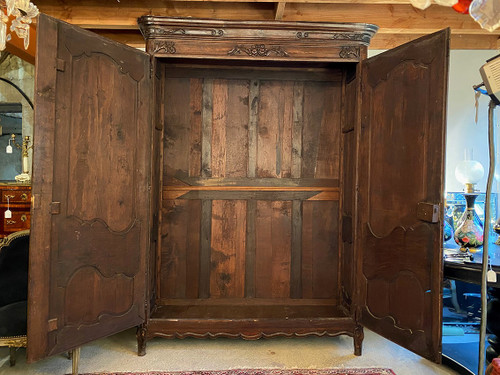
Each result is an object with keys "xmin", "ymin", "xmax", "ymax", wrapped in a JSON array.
[
  {"xmin": 66, "ymin": 55, "xmax": 138, "ymax": 232},
  {"xmin": 64, "ymin": 267, "xmax": 134, "ymax": 325}
]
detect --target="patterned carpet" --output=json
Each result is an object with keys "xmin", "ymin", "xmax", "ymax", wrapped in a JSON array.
[{"xmin": 74, "ymin": 369, "xmax": 396, "ymax": 375}]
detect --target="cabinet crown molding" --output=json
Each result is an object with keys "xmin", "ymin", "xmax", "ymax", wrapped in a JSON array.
[{"xmin": 138, "ymin": 16, "xmax": 378, "ymax": 61}]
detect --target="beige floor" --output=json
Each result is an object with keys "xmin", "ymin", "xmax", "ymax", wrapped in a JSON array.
[{"xmin": 0, "ymin": 328, "xmax": 459, "ymax": 375}]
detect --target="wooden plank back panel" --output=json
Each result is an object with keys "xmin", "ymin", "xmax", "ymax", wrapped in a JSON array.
[
  {"xmin": 210, "ymin": 200, "xmax": 247, "ymax": 297},
  {"xmin": 164, "ymin": 76, "xmax": 203, "ymax": 183},
  {"xmin": 160, "ymin": 63, "xmax": 343, "ymax": 304},
  {"xmin": 161, "ymin": 200, "xmax": 202, "ymax": 299},
  {"xmin": 255, "ymin": 201, "xmax": 292, "ymax": 298},
  {"xmin": 302, "ymin": 82, "xmax": 341, "ymax": 179},
  {"xmin": 302, "ymin": 201, "xmax": 339, "ymax": 299},
  {"xmin": 256, "ymin": 80, "xmax": 294, "ymax": 178},
  {"xmin": 211, "ymin": 79, "xmax": 249, "ymax": 178}
]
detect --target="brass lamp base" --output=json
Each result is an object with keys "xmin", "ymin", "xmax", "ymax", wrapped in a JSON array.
[{"xmin": 464, "ymin": 183, "xmax": 477, "ymax": 194}]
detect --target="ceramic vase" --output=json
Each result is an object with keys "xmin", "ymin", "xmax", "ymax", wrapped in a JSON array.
[{"xmin": 454, "ymin": 193, "xmax": 484, "ymax": 252}]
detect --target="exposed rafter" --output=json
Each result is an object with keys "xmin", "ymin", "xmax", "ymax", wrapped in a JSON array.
[{"xmin": 20, "ymin": 1, "xmax": 500, "ymax": 50}]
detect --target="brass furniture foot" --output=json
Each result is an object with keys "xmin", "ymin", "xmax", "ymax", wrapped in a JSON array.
[{"xmin": 71, "ymin": 347, "xmax": 80, "ymax": 375}]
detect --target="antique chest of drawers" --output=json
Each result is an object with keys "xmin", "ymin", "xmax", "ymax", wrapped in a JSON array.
[{"xmin": 0, "ymin": 184, "xmax": 31, "ymax": 238}]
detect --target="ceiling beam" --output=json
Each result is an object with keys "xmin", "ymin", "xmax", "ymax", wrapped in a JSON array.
[
  {"xmin": 274, "ymin": 2, "xmax": 286, "ymax": 20},
  {"xmin": 33, "ymin": 0, "xmax": 500, "ymax": 50}
]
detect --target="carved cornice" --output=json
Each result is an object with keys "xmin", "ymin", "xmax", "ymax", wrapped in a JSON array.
[
  {"xmin": 138, "ymin": 17, "xmax": 378, "ymax": 61},
  {"xmin": 297, "ymin": 31, "xmax": 371, "ymax": 45},
  {"xmin": 141, "ymin": 25, "xmax": 225, "ymax": 40},
  {"xmin": 227, "ymin": 44, "xmax": 289, "ymax": 58},
  {"xmin": 138, "ymin": 16, "xmax": 378, "ymax": 47}
]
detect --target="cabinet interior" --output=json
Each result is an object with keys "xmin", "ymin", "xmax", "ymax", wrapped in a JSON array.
[{"xmin": 150, "ymin": 59, "xmax": 358, "ymax": 324}]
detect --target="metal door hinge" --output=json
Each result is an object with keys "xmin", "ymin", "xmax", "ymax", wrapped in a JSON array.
[
  {"xmin": 48, "ymin": 318, "xmax": 58, "ymax": 332},
  {"xmin": 50, "ymin": 202, "xmax": 61, "ymax": 215},
  {"xmin": 417, "ymin": 202, "xmax": 439, "ymax": 223},
  {"xmin": 56, "ymin": 59, "xmax": 65, "ymax": 72}
]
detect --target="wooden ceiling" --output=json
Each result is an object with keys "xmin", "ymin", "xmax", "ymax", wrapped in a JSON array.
[{"xmin": 5, "ymin": 0, "xmax": 500, "ymax": 63}]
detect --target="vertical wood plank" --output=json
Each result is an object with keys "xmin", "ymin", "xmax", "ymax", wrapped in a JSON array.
[
  {"xmin": 280, "ymin": 82, "xmax": 293, "ymax": 178},
  {"xmin": 202, "ymin": 79, "xmax": 213, "ymax": 178},
  {"xmin": 161, "ymin": 200, "xmax": 185, "ymax": 298},
  {"xmin": 210, "ymin": 200, "xmax": 246, "ymax": 298},
  {"xmin": 290, "ymin": 200, "xmax": 302, "ymax": 298},
  {"xmin": 291, "ymin": 82, "xmax": 303, "ymax": 179},
  {"xmin": 255, "ymin": 201, "xmax": 274, "ymax": 297},
  {"xmin": 316, "ymin": 83, "xmax": 341, "ymax": 179},
  {"xmin": 290, "ymin": 82, "xmax": 304, "ymax": 299},
  {"xmin": 226, "ymin": 80, "xmax": 250, "ymax": 177},
  {"xmin": 248, "ymin": 80, "xmax": 259, "ymax": 178},
  {"xmin": 312, "ymin": 201, "xmax": 338, "ymax": 299},
  {"xmin": 302, "ymin": 201, "xmax": 339, "ymax": 300},
  {"xmin": 255, "ymin": 201, "xmax": 292, "ymax": 298},
  {"xmin": 189, "ymin": 78, "xmax": 203, "ymax": 177},
  {"xmin": 301, "ymin": 81, "xmax": 341, "ymax": 180},
  {"xmin": 164, "ymin": 77, "xmax": 191, "ymax": 184},
  {"xmin": 301, "ymin": 82, "xmax": 322, "ymax": 179},
  {"xmin": 160, "ymin": 200, "xmax": 201, "ymax": 299},
  {"xmin": 301, "ymin": 201, "xmax": 314, "ymax": 298},
  {"xmin": 185, "ymin": 201, "xmax": 202, "ymax": 298},
  {"xmin": 199, "ymin": 200, "xmax": 212, "ymax": 298},
  {"xmin": 245, "ymin": 199, "xmax": 256, "ymax": 298},
  {"xmin": 257, "ymin": 80, "xmax": 293, "ymax": 178},
  {"xmin": 246, "ymin": 80, "xmax": 259, "ymax": 296},
  {"xmin": 270, "ymin": 201, "xmax": 292, "ymax": 297},
  {"xmin": 211, "ymin": 79, "xmax": 228, "ymax": 178},
  {"xmin": 257, "ymin": 81, "xmax": 278, "ymax": 178}
]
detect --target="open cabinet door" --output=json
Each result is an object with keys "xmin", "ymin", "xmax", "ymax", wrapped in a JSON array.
[
  {"xmin": 358, "ymin": 30, "xmax": 449, "ymax": 363},
  {"xmin": 27, "ymin": 14, "xmax": 152, "ymax": 362}
]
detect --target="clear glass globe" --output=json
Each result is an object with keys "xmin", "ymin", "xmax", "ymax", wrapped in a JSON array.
[{"xmin": 455, "ymin": 159, "xmax": 485, "ymax": 185}]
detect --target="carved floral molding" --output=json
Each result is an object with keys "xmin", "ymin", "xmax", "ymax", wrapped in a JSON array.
[{"xmin": 227, "ymin": 44, "xmax": 289, "ymax": 57}]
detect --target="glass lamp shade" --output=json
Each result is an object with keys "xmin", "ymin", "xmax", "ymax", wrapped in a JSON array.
[{"xmin": 455, "ymin": 159, "xmax": 484, "ymax": 193}]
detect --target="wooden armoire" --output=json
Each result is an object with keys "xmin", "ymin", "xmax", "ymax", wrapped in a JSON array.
[{"xmin": 26, "ymin": 13, "xmax": 448, "ymax": 365}]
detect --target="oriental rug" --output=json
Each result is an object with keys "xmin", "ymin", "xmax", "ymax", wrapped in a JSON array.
[{"xmin": 74, "ymin": 369, "xmax": 396, "ymax": 375}]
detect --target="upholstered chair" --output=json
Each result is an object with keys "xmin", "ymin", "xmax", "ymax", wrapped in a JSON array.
[{"xmin": 0, "ymin": 229, "xmax": 29, "ymax": 366}]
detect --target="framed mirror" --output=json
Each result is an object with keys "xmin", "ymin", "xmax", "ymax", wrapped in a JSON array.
[{"xmin": 0, "ymin": 103, "xmax": 23, "ymax": 181}]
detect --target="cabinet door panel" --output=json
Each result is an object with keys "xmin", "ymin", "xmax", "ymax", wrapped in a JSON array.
[
  {"xmin": 359, "ymin": 29, "xmax": 449, "ymax": 363},
  {"xmin": 28, "ymin": 14, "xmax": 152, "ymax": 362}
]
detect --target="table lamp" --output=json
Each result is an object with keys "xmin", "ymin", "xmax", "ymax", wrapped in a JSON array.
[{"xmin": 454, "ymin": 151, "xmax": 485, "ymax": 252}]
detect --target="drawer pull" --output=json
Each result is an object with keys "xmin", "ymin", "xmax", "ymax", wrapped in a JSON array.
[
  {"xmin": 21, "ymin": 193, "xmax": 28, "ymax": 201},
  {"xmin": 21, "ymin": 214, "xmax": 27, "ymax": 222},
  {"xmin": 6, "ymin": 219, "xmax": 16, "ymax": 225},
  {"xmin": 4, "ymin": 194, "xmax": 15, "ymax": 199}
]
